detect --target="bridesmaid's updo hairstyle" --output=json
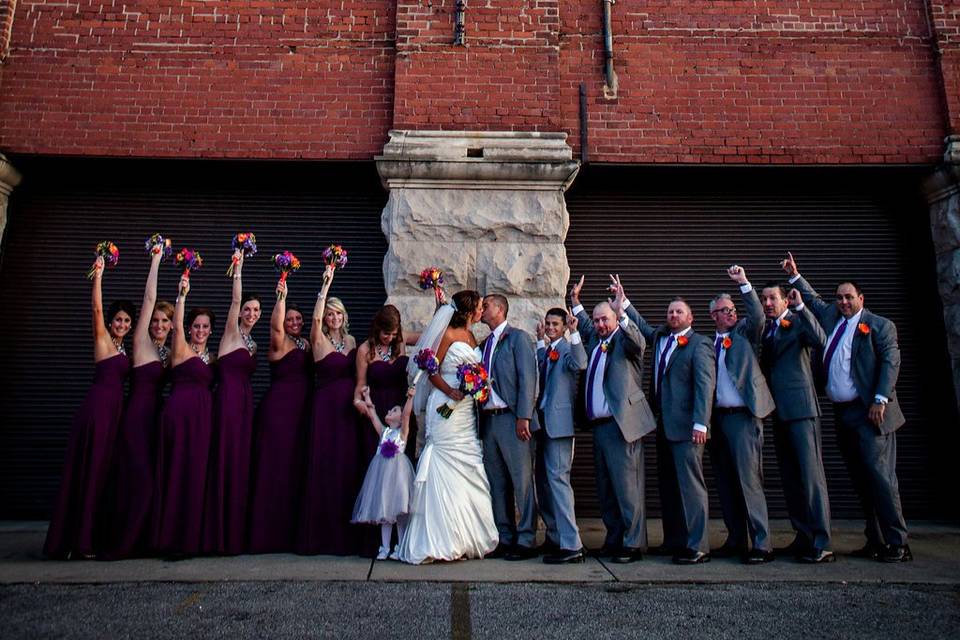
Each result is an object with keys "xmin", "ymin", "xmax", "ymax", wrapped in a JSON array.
[
  {"xmin": 187, "ymin": 307, "xmax": 217, "ymax": 332},
  {"xmin": 154, "ymin": 300, "xmax": 175, "ymax": 321},
  {"xmin": 367, "ymin": 304, "xmax": 404, "ymax": 359},
  {"xmin": 106, "ymin": 300, "xmax": 136, "ymax": 325},
  {"xmin": 450, "ymin": 290, "xmax": 482, "ymax": 329}
]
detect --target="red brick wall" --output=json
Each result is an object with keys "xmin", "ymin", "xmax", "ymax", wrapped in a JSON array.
[
  {"xmin": 0, "ymin": 0, "xmax": 954, "ymax": 163},
  {"xmin": 0, "ymin": 0, "xmax": 396, "ymax": 158}
]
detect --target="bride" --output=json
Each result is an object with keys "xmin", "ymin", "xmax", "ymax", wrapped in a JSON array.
[{"xmin": 397, "ymin": 290, "xmax": 499, "ymax": 564}]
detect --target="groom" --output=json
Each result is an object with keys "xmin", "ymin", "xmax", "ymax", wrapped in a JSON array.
[{"xmin": 479, "ymin": 294, "xmax": 541, "ymax": 560}]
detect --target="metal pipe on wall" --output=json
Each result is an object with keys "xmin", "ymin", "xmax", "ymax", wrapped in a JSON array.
[{"xmin": 601, "ymin": 0, "xmax": 618, "ymax": 99}]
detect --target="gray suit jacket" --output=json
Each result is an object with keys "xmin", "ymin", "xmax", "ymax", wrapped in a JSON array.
[
  {"xmin": 537, "ymin": 336, "xmax": 588, "ymax": 438},
  {"xmin": 576, "ymin": 307, "xmax": 657, "ymax": 443},
  {"xmin": 481, "ymin": 324, "xmax": 541, "ymax": 432},
  {"xmin": 792, "ymin": 275, "xmax": 905, "ymax": 433},
  {"xmin": 718, "ymin": 286, "xmax": 776, "ymax": 420},
  {"xmin": 628, "ymin": 307, "xmax": 716, "ymax": 442},
  {"xmin": 760, "ymin": 304, "xmax": 826, "ymax": 422}
]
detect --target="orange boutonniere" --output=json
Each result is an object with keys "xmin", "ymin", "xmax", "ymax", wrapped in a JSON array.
[
  {"xmin": 676, "ymin": 335, "xmax": 689, "ymax": 347},
  {"xmin": 857, "ymin": 322, "xmax": 870, "ymax": 335},
  {"xmin": 779, "ymin": 318, "xmax": 792, "ymax": 330},
  {"xmin": 722, "ymin": 336, "xmax": 732, "ymax": 350},
  {"xmin": 548, "ymin": 349, "xmax": 560, "ymax": 362}
]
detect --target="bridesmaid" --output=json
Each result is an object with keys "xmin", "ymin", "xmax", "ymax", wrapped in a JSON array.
[
  {"xmin": 44, "ymin": 256, "xmax": 132, "ymax": 558},
  {"xmin": 204, "ymin": 250, "xmax": 260, "ymax": 555},
  {"xmin": 247, "ymin": 280, "xmax": 312, "ymax": 553},
  {"xmin": 354, "ymin": 305, "xmax": 418, "ymax": 464},
  {"xmin": 108, "ymin": 243, "xmax": 173, "ymax": 558},
  {"xmin": 296, "ymin": 264, "xmax": 361, "ymax": 555},
  {"xmin": 152, "ymin": 275, "xmax": 216, "ymax": 556}
]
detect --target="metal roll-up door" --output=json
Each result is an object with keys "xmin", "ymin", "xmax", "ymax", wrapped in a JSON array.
[
  {"xmin": 564, "ymin": 165, "xmax": 954, "ymax": 520},
  {"xmin": 0, "ymin": 158, "xmax": 388, "ymax": 518}
]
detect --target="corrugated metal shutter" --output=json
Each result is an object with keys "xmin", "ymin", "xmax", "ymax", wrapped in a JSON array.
[
  {"xmin": 0, "ymin": 158, "xmax": 388, "ymax": 518},
  {"xmin": 564, "ymin": 165, "xmax": 953, "ymax": 520}
]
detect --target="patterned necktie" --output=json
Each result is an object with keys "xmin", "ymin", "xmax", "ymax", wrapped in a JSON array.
[
  {"xmin": 585, "ymin": 342, "xmax": 605, "ymax": 419},
  {"xmin": 656, "ymin": 334, "xmax": 675, "ymax": 399},
  {"xmin": 822, "ymin": 318, "xmax": 849, "ymax": 377}
]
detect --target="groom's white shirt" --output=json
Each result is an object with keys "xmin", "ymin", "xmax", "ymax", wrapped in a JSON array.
[{"xmin": 484, "ymin": 320, "xmax": 509, "ymax": 410}]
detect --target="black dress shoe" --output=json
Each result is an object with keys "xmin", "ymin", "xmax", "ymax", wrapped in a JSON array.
[
  {"xmin": 646, "ymin": 545, "xmax": 677, "ymax": 557},
  {"xmin": 673, "ymin": 549, "xmax": 710, "ymax": 565},
  {"xmin": 504, "ymin": 545, "xmax": 539, "ymax": 561},
  {"xmin": 534, "ymin": 540, "xmax": 559, "ymax": 556},
  {"xmin": 879, "ymin": 544, "xmax": 913, "ymax": 563},
  {"xmin": 775, "ymin": 537, "xmax": 809, "ymax": 558},
  {"xmin": 711, "ymin": 544, "xmax": 748, "ymax": 559},
  {"xmin": 850, "ymin": 542, "xmax": 883, "ymax": 560},
  {"xmin": 485, "ymin": 543, "xmax": 511, "ymax": 559},
  {"xmin": 589, "ymin": 545, "xmax": 619, "ymax": 558},
  {"xmin": 742, "ymin": 548, "xmax": 775, "ymax": 564},
  {"xmin": 543, "ymin": 547, "xmax": 586, "ymax": 564},
  {"xmin": 800, "ymin": 548, "xmax": 836, "ymax": 564},
  {"xmin": 610, "ymin": 547, "xmax": 644, "ymax": 564}
]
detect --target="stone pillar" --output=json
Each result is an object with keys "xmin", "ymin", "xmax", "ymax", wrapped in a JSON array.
[
  {"xmin": 376, "ymin": 131, "xmax": 580, "ymax": 334},
  {"xmin": 0, "ymin": 153, "xmax": 22, "ymax": 254},
  {"xmin": 925, "ymin": 134, "xmax": 960, "ymax": 412}
]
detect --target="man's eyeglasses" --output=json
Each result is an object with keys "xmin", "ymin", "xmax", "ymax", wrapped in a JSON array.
[{"xmin": 711, "ymin": 307, "xmax": 737, "ymax": 316}]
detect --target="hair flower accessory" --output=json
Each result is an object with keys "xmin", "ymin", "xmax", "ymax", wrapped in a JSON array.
[
  {"xmin": 857, "ymin": 322, "xmax": 870, "ymax": 335},
  {"xmin": 721, "ymin": 336, "xmax": 732, "ymax": 350},
  {"xmin": 676, "ymin": 335, "xmax": 689, "ymax": 347},
  {"xmin": 87, "ymin": 241, "xmax": 120, "ymax": 279}
]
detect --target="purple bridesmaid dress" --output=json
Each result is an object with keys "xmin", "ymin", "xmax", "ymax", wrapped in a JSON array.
[
  {"xmin": 296, "ymin": 349, "xmax": 364, "ymax": 555},
  {"xmin": 151, "ymin": 356, "xmax": 214, "ymax": 555},
  {"xmin": 203, "ymin": 348, "xmax": 256, "ymax": 555},
  {"xmin": 247, "ymin": 346, "xmax": 311, "ymax": 553},
  {"xmin": 44, "ymin": 353, "xmax": 130, "ymax": 558},
  {"xmin": 107, "ymin": 359, "xmax": 166, "ymax": 558},
  {"xmin": 366, "ymin": 355, "xmax": 417, "ymax": 464}
]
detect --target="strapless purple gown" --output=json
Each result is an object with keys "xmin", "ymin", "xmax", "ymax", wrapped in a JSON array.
[
  {"xmin": 296, "ymin": 349, "xmax": 363, "ymax": 555},
  {"xmin": 44, "ymin": 353, "xmax": 130, "ymax": 558},
  {"xmin": 151, "ymin": 356, "xmax": 214, "ymax": 555},
  {"xmin": 107, "ymin": 360, "xmax": 166, "ymax": 558},
  {"xmin": 366, "ymin": 356, "xmax": 417, "ymax": 464},
  {"xmin": 247, "ymin": 347, "xmax": 311, "ymax": 553},
  {"xmin": 203, "ymin": 348, "xmax": 256, "ymax": 555}
]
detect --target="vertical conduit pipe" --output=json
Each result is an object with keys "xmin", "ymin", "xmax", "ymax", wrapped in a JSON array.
[{"xmin": 601, "ymin": 0, "xmax": 618, "ymax": 98}]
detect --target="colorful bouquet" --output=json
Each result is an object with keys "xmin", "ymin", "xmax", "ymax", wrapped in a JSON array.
[
  {"xmin": 419, "ymin": 266, "xmax": 447, "ymax": 304},
  {"xmin": 411, "ymin": 348, "xmax": 441, "ymax": 386},
  {"xmin": 227, "ymin": 232, "xmax": 257, "ymax": 276},
  {"xmin": 437, "ymin": 362, "xmax": 490, "ymax": 419},
  {"xmin": 273, "ymin": 251, "xmax": 301, "ymax": 299},
  {"xmin": 175, "ymin": 247, "xmax": 202, "ymax": 294},
  {"xmin": 322, "ymin": 244, "xmax": 347, "ymax": 285},
  {"xmin": 144, "ymin": 233, "xmax": 172, "ymax": 261},
  {"xmin": 87, "ymin": 241, "xmax": 120, "ymax": 279}
]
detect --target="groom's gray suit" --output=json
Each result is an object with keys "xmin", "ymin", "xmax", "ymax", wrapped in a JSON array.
[
  {"xmin": 791, "ymin": 274, "xmax": 908, "ymax": 548},
  {"xmin": 479, "ymin": 322, "xmax": 540, "ymax": 549},
  {"xmin": 536, "ymin": 332, "xmax": 588, "ymax": 552},
  {"xmin": 575, "ymin": 303, "xmax": 657, "ymax": 552}
]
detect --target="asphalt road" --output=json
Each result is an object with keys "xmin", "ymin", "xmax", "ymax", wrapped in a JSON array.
[{"xmin": 2, "ymin": 581, "xmax": 958, "ymax": 639}]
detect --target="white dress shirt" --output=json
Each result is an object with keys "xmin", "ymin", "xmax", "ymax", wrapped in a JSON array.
[
  {"xmin": 483, "ymin": 320, "xmax": 509, "ymax": 410},
  {"xmin": 714, "ymin": 331, "xmax": 747, "ymax": 408},
  {"xmin": 824, "ymin": 309, "xmax": 862, "ymax": 403},
  {"xmin": 655, "ymin": 326, "xmax": 708, "ymax": 433}
]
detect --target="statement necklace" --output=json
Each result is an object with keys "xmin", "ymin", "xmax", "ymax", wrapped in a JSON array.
[
  {"xmin": 287, "ymin": 334, "xmax": 307, "ymax": 351},
  {"xmin": 112, "ymin": 337, "xmax": 126, "ymax": 356},
  {"xmin": 155, "ymin": 342, "xmax": 170, "ymax": 367},
  {"xmin": 240, "ymin": 330, "xmax": 257, "ymax": 356},
  {"xmin": 191, "ymin": 343, "xmax": 210, "ymax": 364},
  {"xmin": 375, "ymin": 345, "xmax": 392, "ymax": 362}
]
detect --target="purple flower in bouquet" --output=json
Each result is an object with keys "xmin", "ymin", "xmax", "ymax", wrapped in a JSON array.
[
  {"xmin": 227, "ymin": 232, "xmax": 257, "ymax": 276},
  {"xmin": 145, "ymin": 233, "xmax": 172, "ymax": 261}
]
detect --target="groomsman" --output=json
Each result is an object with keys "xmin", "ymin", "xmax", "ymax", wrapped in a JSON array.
[
  {"xmin": 708, "ymin": 265, "xmax": 776, "ymax": 564},
  {"xmin": 534, "ymin": 308, "xmax": 588, "ymax": 564},
  {"xmin": 572, "ymin": 275, "xmax": 656, "ymax": 563},
  {"xmin": 627, "ymin": 291, "xmax": 717, "ymax": 564},
  {"xmin": 479, "ymin": 294, "xmax": 540, "ymax": 560},
  {"xmin": 783, "ymin": 253, "xmax": 911, "ymax": 562},
  {"xmin": 759, "ymin": 280, "xmax": 833, "ymax": 563}
]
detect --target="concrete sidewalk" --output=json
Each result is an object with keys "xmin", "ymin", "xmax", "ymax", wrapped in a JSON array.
[{"xmin": 2, "ymin": 519, "xmax": 957, "ymax": 585}]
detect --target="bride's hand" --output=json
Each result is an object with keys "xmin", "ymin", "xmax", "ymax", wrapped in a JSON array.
[{"xmin": 446, "ymin": 389, "xmax": 465, "ymax": 402}]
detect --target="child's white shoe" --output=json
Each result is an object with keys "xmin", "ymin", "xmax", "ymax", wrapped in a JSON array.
[
  {"xmin": 389, "ymin": 546, "xmax": 401, "ymax": 561},
  {"xmin": 376, "ymin": 545, "xmax": 390, "ymax": 560}
]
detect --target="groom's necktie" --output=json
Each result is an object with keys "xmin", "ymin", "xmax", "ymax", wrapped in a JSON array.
[
  {"xmin": 482, "ymin": 333, "xmax": 495, "ymax": 374},
  {"xmin": 656, "ymin": 334, "xmax": 675, "ymax": 401},
  {"xmin": 822, "ymin": 318, "xmax": 849, "ymax": 378}
]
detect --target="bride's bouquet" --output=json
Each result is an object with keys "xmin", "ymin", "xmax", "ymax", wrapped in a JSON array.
[
  {"xmin": 412, "ymin": 348, "xmax": 440, "ymax": 386},
  {"xmin": 437, "ymin": 362, "xmax": 490, "ymax": 419}
]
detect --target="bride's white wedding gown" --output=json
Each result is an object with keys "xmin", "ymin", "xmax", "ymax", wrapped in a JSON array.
[{"xmin": 397, "ymin": 341, "xmax": 499, "ymax": 564}]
